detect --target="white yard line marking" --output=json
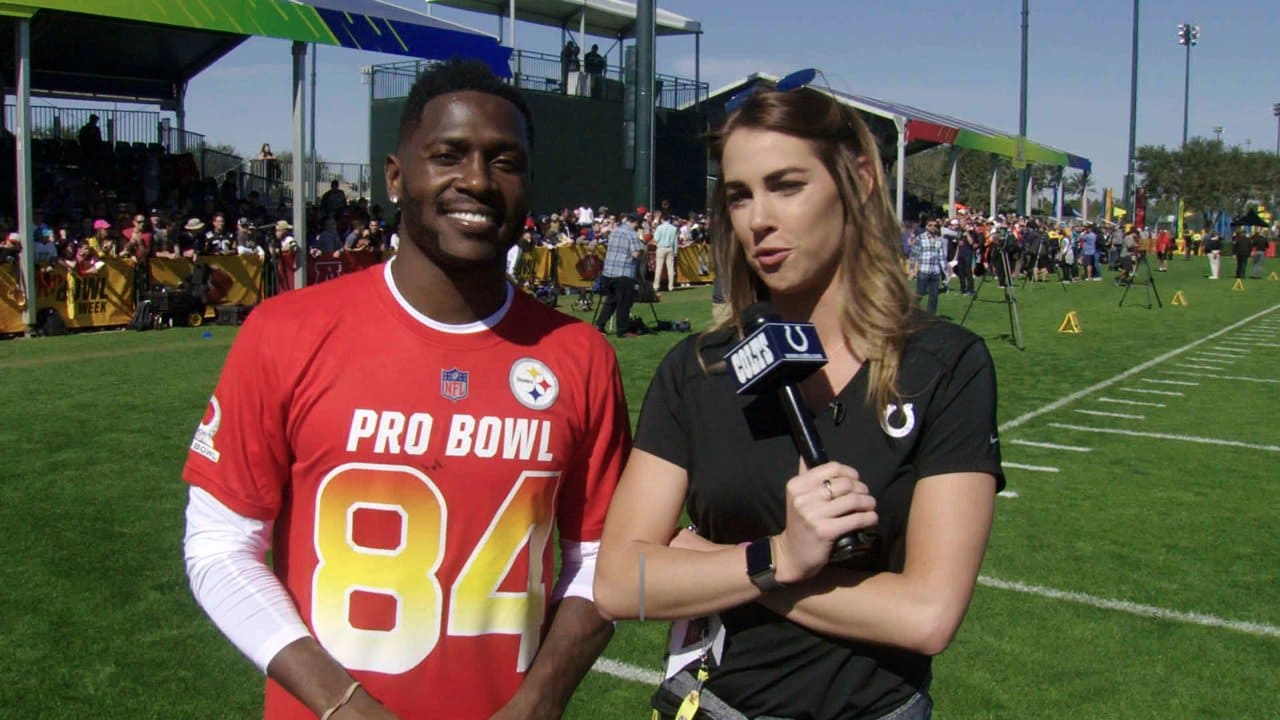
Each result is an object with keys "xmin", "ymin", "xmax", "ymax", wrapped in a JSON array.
[
  {"xmin": 1117, "ymin": 387, "xmax": 1184, "ymax": 397},
  {"xmin": 1194, "ymin": 352, "xmax": 1246, "ymax": 359},
  {"xmin": 1098, "ymin": 397, "xmax": 1165, "ymax": 407},
  {"xmin": 592, "ymin": 657, "xmax": 663, "ymax": 685},
  {"xmin": 1075, "ymin": 409, "xmax": 1145, "ymax": 419},
  {"xmin": 1251, "ymin": 342, "xmax": 1280, "ymax": 348},
  {"xmin": 1178, "ymin": 363, "xmax": 1230, "ymax": 370},
  {"xmin": 1162, "ymin": 371, "xmax": 1278, "ymax": 383},
  {"xmin": 1187, "ymin": 355, "xmax": 1234, "ymax": 362},
  {"xmin": 1141, "ymin": 378, "xmax": 1199, "ymax": 386},
  {"xmin": 977, "ymin": 576, "xmax": 1280, "ymax": 639},
  {"xmin": 997, "ymin": 490, "xmax": 1020, "ymax": 498},
  {"xmin": 1009, "ymin": 439, "xmax": 1093, "ymax": 452},
  {"xmin": 1048, "ymin": 423, "xmax": 1280, "ymax": 452},
  {"xmin": 998, "ymin": 304, "xmax": 1280, "ymax": 432},
  {"xmin": 1003, "ymin": 462, "xmax": 1059, "ymax": 473}
]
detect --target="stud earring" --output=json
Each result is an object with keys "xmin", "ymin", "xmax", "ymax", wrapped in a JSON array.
[{"xmin": 389, "ymin": 195, "xmax": 398, "ymax": 204}]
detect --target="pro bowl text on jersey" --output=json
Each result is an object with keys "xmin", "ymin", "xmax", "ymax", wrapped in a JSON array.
[{"xmin": 346, "ymin": 409, "xmax": 555, "ymax": 462}]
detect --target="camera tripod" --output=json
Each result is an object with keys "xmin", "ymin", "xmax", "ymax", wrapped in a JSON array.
[
  {"xmin": 590, "ymin": 264, "xmax": 662, "ymax": 333},
  {"xmin": 960, "ymin": 249, "xmax": 1025, "ymax": 350},
  {"xmin": 1017, "ymin": 243, "xmax": 1069, "ymax": 293},
  {"xmin": 1118, "ymin": 251, "xmax": 1162, "ymax": 309}
]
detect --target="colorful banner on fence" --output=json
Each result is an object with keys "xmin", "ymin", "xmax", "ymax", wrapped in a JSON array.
[
  {"xmin": 518, "ymin": 245, "xmax": 714, "ymax": 289},
  {"xmin": 0, "ymin": 246, "xmax": 715, "ymax": 335},
  {"xmin": 150, "ymin": 255, "xmax": 264, "ymax": 308},
  {"xmin": 34, "ymin": 259, "xmax": 136, "ymax": 329},
  {"xmin": 0, "ymin": 264, "xmax": 28, "ymax": 334}
]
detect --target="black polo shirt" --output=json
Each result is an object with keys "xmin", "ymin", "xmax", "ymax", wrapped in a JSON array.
[{"xmin": 635, "ymin": 318, "xmax": 1004, "ymax": 719}]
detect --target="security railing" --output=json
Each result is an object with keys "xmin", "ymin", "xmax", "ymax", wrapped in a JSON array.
[
  {"xmin": 4, "ymin": 104, "xmax": 164, "ymax": 145},
  {"xmin": 370, "ymin": 51, "xmax": 707, "ymax": 110}
]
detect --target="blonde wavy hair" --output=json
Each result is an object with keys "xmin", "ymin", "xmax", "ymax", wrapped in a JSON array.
[{"xmin": 705, "ymin": 85, "xmax": 916, "ymax": 414}]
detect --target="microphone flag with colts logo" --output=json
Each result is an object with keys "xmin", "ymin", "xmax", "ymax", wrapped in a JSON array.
[{"xmin": 726, "ymin": 321, "xmax": 827, "ymax": 394}]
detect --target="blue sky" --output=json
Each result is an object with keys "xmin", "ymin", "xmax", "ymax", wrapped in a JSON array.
[{"xmin": 84, "ymin": 1, "xmax": 1280, "ymax": 199}]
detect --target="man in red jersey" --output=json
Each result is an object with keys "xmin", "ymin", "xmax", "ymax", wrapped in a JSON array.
[{"xmin": 182, "ymin": 58, "xmax": 629, "ymax": 720}]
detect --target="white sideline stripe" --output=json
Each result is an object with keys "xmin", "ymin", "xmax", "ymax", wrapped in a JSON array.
[
  {"xmin": 1009, "ymin": 439, "xmax": 1093, "ymax": 452},
  {"xmin": 1047, "ymin": 423, "xmax": 1280, "ymax": 452},
  {"xmin": 1098, "ymin": 397, "xmax": 1165, "ymax": 407},
  {"xmin": 1178, "ymin": 363, "xmax": 1229, "ymax": 371},
  {"xmin": 1075, "ymin": 409, "xmax": 1145, "ymax": 420},
  {"xmin": 1117, "ymin": 387, "xmax": 1183, "ymax": 397},
  {"xmin": 1141, "ymin": 378, "xmax": 1199, "ymax": 386},
  {"xmin": 1003, "ymin": 462, "xmax": 1059, "ymax": 473},
  {"xmin": 592, "ymin": 657, "xmax": 663, "ymax": 686},
  {"xmin": 997, "ymin": 490, "xmax": 1019, "ymax": 498},
  {"xmin": 977, "ymin": 576, "xmax": 1280, "ymax": 638},
  {"xmin": 998, "ymin": 303, "xmax": 1280, "ymax": 432}
]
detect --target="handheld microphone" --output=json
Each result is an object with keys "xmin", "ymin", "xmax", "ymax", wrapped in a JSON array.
[{"xmin": 725, "ymin": 302, "xmax": 874, "ymax": 562}]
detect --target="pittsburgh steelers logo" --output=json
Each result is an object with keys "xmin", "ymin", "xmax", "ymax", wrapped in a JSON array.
[{"xmin": 509, "ymin": 358, "xmax": 559, "ymax": 411}]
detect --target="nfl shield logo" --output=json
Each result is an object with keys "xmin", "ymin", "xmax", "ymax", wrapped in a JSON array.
[{"xmin": 440, "ymin": 368, "xmax": 469, "ymax": 402}]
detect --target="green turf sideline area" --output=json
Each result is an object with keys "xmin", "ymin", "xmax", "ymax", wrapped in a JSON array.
[{"xmin": 1, "ymin": 259, "xmax": 1276, "ymax": 718}]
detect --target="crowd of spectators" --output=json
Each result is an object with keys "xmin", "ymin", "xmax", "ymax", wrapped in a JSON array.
[
  {"xmin": 904, "ymin": 212, "xmax": 1275, "ymax": 313},
  {"xmin": 508, "ymin": 201, "xmax": 708, "ymax": 282}
]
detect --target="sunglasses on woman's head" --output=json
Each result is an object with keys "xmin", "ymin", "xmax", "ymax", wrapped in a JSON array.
[{"xmin": 725, "ymin": 68, "xmax": 820, "ymax": 113}]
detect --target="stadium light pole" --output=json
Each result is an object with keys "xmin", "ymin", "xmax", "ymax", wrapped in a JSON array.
[
  {"xmin": 1177, "ymin": 23, "xmax": 1199, "ymax": 149},
  {"xmin": 1123, "ymin": 0, "xmax": 1139, "ymax": 221},
  {"xmin": 1015, "ymin": 0, "xmax": 1030, "ymax": 216},
  {"xmin": 1212, "ymin": 126, "xmax": 1223, "ymax": 143},
  {"xmin": 1175, "ymin": 22, "xmax": 1198, "ymax": 239},
  {"xmin": 1273, "ymin": 103, "xmax": 1280, "ymax": 156}
]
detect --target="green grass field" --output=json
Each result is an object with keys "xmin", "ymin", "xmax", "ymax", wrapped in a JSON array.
[{"xmin": 1, "ymin": 256, "xmax": 1277, "ymax": 719}]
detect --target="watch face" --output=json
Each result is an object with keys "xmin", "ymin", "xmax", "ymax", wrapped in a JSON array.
[{"xmin": 746, "ymin": 537, "xmax": 774, "ymax": 577}]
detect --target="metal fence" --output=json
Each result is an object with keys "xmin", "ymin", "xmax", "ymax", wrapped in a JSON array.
[
  {"xmin": 4, "ymin": 104, "xmax": 207, "ymax": 153},
  {"xmin": 238, "ymin": 158, "xmax": 372, "ymax": 210},
  {"xmin": 201, "ymin": 147, "xmax": 243, "ymax": 181},
  {"xmin": 370, "ymin": 51, "xmax": 707, "ymax": 110},
  {"xmin": 4, "ymin": 104, "xmax": 165, "ymax": 145}
]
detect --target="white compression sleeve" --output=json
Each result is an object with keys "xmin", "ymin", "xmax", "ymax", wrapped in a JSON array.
[
  {"xmin": 551, "ymin": 539, "xmax": 599, "ymax": 603},
  {"xmin": 183, "ymin": 486, "xmax": 311, "ymax": 672}
]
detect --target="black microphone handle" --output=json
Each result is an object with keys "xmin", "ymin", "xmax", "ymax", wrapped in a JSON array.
[{"xmin": 775, "ymin": 384, "xmax": 874, "ymax": 562}]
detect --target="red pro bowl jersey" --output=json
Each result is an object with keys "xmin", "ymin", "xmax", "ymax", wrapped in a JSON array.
[{"xmin": 183, "ymin": 261, "xmax": 631, "ymax": 719}]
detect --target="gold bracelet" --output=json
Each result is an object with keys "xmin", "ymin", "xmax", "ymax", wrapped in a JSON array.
[{"xmin": 319, "ymin": 681, "xmax": 361, "ymax": 720}]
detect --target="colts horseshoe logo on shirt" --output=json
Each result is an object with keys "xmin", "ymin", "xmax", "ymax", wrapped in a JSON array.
[{"xmin": 882, "ymin": 402, "xmax": 916, "ymax": 439}]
